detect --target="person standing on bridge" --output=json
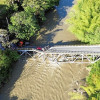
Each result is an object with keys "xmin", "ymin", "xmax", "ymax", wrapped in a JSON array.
[{"xmin": 19, "ymin": 41, "xmax": 24, "ymax": 47}]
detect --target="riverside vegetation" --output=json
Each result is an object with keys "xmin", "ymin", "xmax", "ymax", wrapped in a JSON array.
[
  {"xmin": 66, "ymin": 0, "xmax": 100, "ymax": 99},
  {"xmin": 0, "ymin": 50, "xmax": 19, "ymax": 87}
]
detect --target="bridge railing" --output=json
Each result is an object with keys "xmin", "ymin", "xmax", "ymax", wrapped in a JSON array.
[{"xmin": 16, "ymin": 48, "xmax": 43, "ymax": 53}]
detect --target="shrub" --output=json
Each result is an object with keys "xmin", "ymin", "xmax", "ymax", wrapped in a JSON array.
[{"xmin": 0, "ymin": 49, "xmax": 19, "ymax": 87}]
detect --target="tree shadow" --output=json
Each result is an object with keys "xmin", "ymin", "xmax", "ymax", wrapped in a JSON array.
[
  {"xmin": 0, "ymin": 58, "xmax": 27, "ymax": 100},
  {"xmin": 30, "ymin": 9, "xmax": 60, "ymax": 44},
  {"xmin": 41, "ymin": 9, "xmax": 60, "ymax": 31},
  {"xmin": 33, "ymin": 0, "xmax": 76, "ymax": 46},
  {"xmin": 36, "ymin": 38, "xmax": 87, "ymax": 47},
  {"xmin": 41, "ymin": 0, "xmax": 74, "ymax": 30},
  {"xmin": 0, "ymin": 4, "xmax": 8, "ymax": 28},
  {"xmin": 10, "ymin": 96, "xmax": 18, "ymax": 100},
  {"xmin": 35, "ymin": 27, "xmax": 70, "ymax": 47},
  {"xmin": 0, "ymin": 95, "xmax": 18, "ymax": 100}
]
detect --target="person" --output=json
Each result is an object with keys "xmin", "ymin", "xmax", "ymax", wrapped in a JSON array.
[
  {"xmin": 19, "ymin": 41, "xmax": 23, "ymax": 47},
  {"xmin": 0, "ymin": 43, "xmax": 5, "ymax": 50},
  {"xmin": 10, "ymin": 43, "xmax": 17, "ymax": 50}
]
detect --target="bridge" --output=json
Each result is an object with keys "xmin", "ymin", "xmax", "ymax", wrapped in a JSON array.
[{"xmin": 17, "ymin": 45, "xmax": 100, "ymax": 63}]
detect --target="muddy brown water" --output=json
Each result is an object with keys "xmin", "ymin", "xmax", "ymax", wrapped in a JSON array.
[
  {"xmin": 32, "ymin": 0, "xmax": 81, "ymax": 46},
  {"xmin": 0, "ymin": 0, "xmax": 89, "ymax": 100},
  {"xmin": 0, "ymin": 58, "xmax": 89, "ymax": 100}
]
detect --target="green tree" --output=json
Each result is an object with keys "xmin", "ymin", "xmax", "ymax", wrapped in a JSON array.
[
  {"xmin": 66, "ymin": 0, "xmax": 100, "ymax": 44},
  {"xmin": 9, "ymin": 11, "xmax": 39, "ymax": 40},
  {"xmin": 0, "ymin": 0, "xmax": 22, "ymax": 7},
  {"xmin": 81, "ymin": 61, "xmax": 100, "ymax": 100},
  {"xmin": 69, "ymin": 61, "xmax": 100, "ymax": 100},
  {"xmin": 0, "ymin": 0, "xmax": 18, "ymax": 17},
  {"xmin": 0, "ymin": 0, "xmax": 18, "ymax": 29},
  {"xmin": 22, "ymin": 0, "xmax": 59, "ymax": 20},
  {"xmin": 0, "ymin": 4, "xmax": 8, "ymax": 19},
  {"xmin": 0, "ymin": 50, "xmax": 19, "ymax": 87}
]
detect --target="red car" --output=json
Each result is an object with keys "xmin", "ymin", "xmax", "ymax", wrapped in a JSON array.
[{"xmin": 36, "ymin": 47, "xmax": 42, "ymax": 50}]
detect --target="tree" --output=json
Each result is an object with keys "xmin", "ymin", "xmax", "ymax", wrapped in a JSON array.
[
  {"xmin": 0, "ymin": 0, "xmax": 23, "ymax": 6},
  {"xmin": 66, "ymin": 0, "xmax": 100, "ymax": 44},
  {"xmin": 0, "ymin": 0, "xmax": 19, "ymax": 29},
  {"xmin": 0, "ymin": 29, "xmax": 18, "ymax": 48},
  {"xmin": 8, "ymin": 11, "xmax": 39, "ymax": 40},
  {"xmin": 0, "ymin": 49, "xmax": 19, "ymax": 87},
  {"xmin": 81, "ymin": 61, "xmax": 100, "ymax": 100},
  {"xmin": 22, "ymin": 0, "xmax": 59, "ymax": 21},
  {"xmin": 0, "ymin": 0, "xmax": 19, "ymax": 15}
]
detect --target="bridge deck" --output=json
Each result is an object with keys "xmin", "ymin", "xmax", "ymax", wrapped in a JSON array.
[
  {"xmin": 46, "ymin": 45, "xmax": 100, "ymax": 55},
  {"xmin": 17, "ymin": 45, "xmax": 100, "ymax": 54},
  {"xmin": 17, "ymin": 45, "xmax": 100, "ymax": 63}
]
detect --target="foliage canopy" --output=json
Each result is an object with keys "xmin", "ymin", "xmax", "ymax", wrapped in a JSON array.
[
  {"xmin": 22, "ymin": 0, "xmax": 59, "ymax": 20},
  {"xmin": 66, "ymin": 0, "xmax": 100, "ymax": 44},
  {"xmin": 9, "ymin": 11, "xmax": 39, "ymax": 40},
  {"xmin": 81, "ymin": 61, "xmax": 100, "ymax": 100},
  {"xmin": 0, "ymin": 50, "xmax": 19, "ymax": 87}
]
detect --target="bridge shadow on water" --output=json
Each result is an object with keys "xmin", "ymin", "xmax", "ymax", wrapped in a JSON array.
[
  {"xmin": 39, "ymin": 40, "xmax": 87, "ymax": 47},
  {"xmin": 49, "ymin": 40, "xmax": 86, "ymax": 47}
]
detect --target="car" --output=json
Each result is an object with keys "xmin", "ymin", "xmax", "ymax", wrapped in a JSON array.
[{"xmin": 36, "ymin": 47, "xmax": 42, "ymax": 50}]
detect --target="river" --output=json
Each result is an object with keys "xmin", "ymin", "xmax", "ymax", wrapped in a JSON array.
[{"xmin": 34, "ymin": 0, "xmax": 81, "ymax": 47}]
